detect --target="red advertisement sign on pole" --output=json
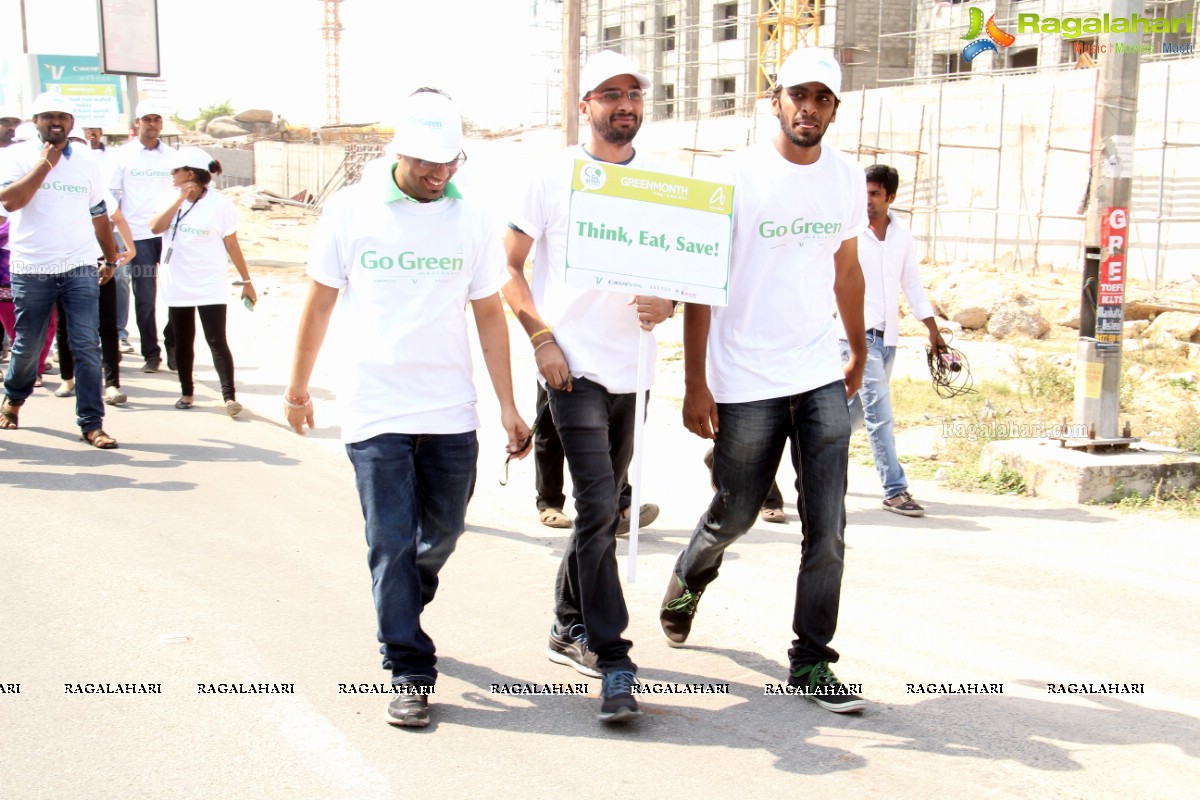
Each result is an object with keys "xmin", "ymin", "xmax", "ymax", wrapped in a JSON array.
[{"xmin": 1095, "ymin": 207, "xmax": 1127, "ymax": 349}]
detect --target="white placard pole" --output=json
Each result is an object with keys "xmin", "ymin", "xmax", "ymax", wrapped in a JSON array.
[{"xmin": 626, "ymin": 327, "xmax": 650, "ymax": 583}]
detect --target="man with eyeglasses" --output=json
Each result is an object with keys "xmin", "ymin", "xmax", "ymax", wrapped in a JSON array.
[
  {"xmin": 284, "ymin": 88, "xmax": 529, "ymax": 728},
  {"xmin": 502, "ymin": 50, "xmax": 676, "ymax": 723},
  {"xmin": 663, "ymin": 48, "xmax": 870, "ymax": 713}
]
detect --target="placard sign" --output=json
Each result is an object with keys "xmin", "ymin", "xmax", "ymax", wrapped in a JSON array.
[{"xmin": 565, "ymin": 160, "xmax": 733, "ymax": 306}]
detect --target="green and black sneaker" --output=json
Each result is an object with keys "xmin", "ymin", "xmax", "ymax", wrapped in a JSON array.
[
  {"xmin": 787, "ymin": 661, "xmax": 866, "ymax": 713},
  {"xmin": 659, "ymin": 574, "xmax": 702, "ymax": 647}
]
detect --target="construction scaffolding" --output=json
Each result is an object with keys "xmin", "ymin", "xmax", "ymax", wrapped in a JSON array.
[
  {"xmin": 548, "ymin": 0, "xmax": 833, "ymax": 123},
  {"xmin": 836, "ymin": 55, "xmax": 1200, "ymax": 288}
]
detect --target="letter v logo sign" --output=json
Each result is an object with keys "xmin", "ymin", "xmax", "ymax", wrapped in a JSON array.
[
  {"xmin": 47, "ymin": 65, "xmax": 66, "ymax": 81},
  {"xmin": 595, "ymin": 276, "xmax": 603, "ymax": 284}
]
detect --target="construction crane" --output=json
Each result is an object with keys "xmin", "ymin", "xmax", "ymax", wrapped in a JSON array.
[
  {"xmin": 757, "ymin": 0, "xmax": 822, "ymax": 95},
  {"xmin": 320, "ymin": 0, "xmax": 344, "ymax": 125}
]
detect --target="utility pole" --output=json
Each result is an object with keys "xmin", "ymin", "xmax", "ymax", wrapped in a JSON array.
[
  {"xmin": 562, "ymin": 0, "xmax": 580, "ymax": 146},
  {"xmin": 1074, "ymin": 0, "xmax": 1143, "ymax": 442}
]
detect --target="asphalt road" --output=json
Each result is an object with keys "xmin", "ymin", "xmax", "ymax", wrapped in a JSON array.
[{"xmin": 2, "ymin": 273, "xmax": 1198, "ymax": 799}]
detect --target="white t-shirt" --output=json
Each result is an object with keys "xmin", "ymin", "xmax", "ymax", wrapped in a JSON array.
[
  {"xmin": 308, "ymin": 169, "xmax": 509, "ymax": 444},
  {"xmin": 0, "ymin": 140, "xmax": 108, "ymax": 275},
  {"xmin": 705, "ymin": 141, "xmax": 867, "ymax": 403},
  {"xmin": 109, "ymin": 140, "xmax": 176, "ymax": 240},
  {"xmin": 509, "ymin": 145, "xmax": 660, "ymax": 394},
  {"xmin": 156, "ymin": 187, "xmax": 239, "ymax": 307}
]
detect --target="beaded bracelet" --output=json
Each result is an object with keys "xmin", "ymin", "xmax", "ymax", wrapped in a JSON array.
[{"xmin": 283, "ymin": 393, "xmax": 310, "ymax": 409}]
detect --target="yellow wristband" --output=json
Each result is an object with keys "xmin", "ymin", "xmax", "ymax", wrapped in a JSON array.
[
  {"xmin": 41, "ymin": 158, "xmax": 54, "ymax": 170},
  {"xmin": 529, "ymin": 326, "xmax": 553, "ymax": 342}
]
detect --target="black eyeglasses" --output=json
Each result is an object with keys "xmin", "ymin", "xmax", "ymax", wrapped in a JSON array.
[
  {"xmin": 409, "ymin": 152, "xmax": 468, "ymax": 170},
  {"xmin": 584, "ymin": 89, "xmax": 645, "ymax": 103}
]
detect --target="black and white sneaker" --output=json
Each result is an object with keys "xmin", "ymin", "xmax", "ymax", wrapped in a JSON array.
[
  {"xmin": 385, "ymin": 679, "xmax": 434, "ymax": 727},
  {"xmin": 598, "ymin": 670, "xmax": 639, "ymax": 723},
  {"xmin": 787, "ymin": 662, "xmax": 866, "ymax": 713},
  {"xmin": 547, "ymin": 623, "xmax": 602, "ymax": 678}
]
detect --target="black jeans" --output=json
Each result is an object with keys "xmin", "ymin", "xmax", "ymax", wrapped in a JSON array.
[
  {"xmin": 535, "ymin": 382, "xmax": 634, "ymax": 513},
  {"xmin": 55, "ymin": 276, "xmax": 121, "ymax": 388},
  {"xmin": 676, "ymin": 381, "xmax": 851, "ymax": 668},
  {"xmin": 547, "ymin": 376, "xmax": 637, "ymax": 672},
  {"xmin": 169, "ymin": 304, "xmax": 235, "ymax": 401},
  {"xmin": 130, "ymin": 238, "xmax": 162, "ymax": 361}
]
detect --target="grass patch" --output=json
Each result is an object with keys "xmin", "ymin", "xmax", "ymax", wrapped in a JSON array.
[{"xmin": 1098, "ymin": 481, "xmax": 1200, "ymax": 517}]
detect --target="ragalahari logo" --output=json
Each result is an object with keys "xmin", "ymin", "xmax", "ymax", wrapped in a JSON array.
[{"xmin": 961, "ymin": 7, "xmax": 1016, "ymax": 63}]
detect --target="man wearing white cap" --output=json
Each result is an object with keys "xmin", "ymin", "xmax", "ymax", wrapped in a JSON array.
[
  {"xmin": 109, "ymin": 99, "xmax": 175, "ymax": 371},
  {"xmin": 502, "ymin": 50, "xmax": 676, "ymax": 723},
  {"xmin": 284, "ymin": 88, "xmax": 530, "ymax": 728},
  {"xmin": 0, "ymin": 108, "xmax": 21, "ymax": 148},
  {"xmin": 662, "ymin": 48, "xmax": 869, "ymax": 712},
  {"xmin": 0, "ymin": 93, "xmax": 120, "ymax": 447}
]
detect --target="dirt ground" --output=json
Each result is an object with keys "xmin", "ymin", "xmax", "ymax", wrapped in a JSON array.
[{"xmin": 225, "ymin": 182, "xmax": 1200, "ymax": 454}]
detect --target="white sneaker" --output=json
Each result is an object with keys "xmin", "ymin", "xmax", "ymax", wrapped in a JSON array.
[
  {"xmin": 119, "ymin": 338, "xmax": 134, "ymax": 354},
  {"xmin": 225, "ymin": 400, "xmax": 243, "ymax": 417},
  {"xmin": 104, "ymin": 385, "xmax": 127, "ymax": 406}
]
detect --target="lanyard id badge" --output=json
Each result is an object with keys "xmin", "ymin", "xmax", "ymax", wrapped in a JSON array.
[{"xmin": 165, "ymin": 194, "xmax": 202, "ymax": 265}]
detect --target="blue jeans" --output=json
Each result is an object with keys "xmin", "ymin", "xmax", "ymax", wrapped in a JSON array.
[
  {"xmin": 346, "ymin": 431, "xmax": 478, "ymax": 684},
  {"xmin": 840, "ymin": 333, "xmax": 907, "ymax": 499},
  {"xmin": 675, "ymin": 380, "xmax": 850, "ymax": 668},
  {"xmin": 114, "ymin": 262, "xmax": 131, "ymax": 341},
  {"xmin": 4, "ymin": 270, "xmax": 104, "ymax": 431},
  {"xmin": 130, "ymin": 238, "xmax": 162, "ymax": 360},
  {"xmin": 547, "ymin": 376, "xmax": 637, "ymax": 672}
]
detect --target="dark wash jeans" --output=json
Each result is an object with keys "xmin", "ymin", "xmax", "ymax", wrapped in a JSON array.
[
  {"xmin": 675, "ymin": 380, "xmax": 851, "ymax": 668},
  {"xmin": 131, "ymin": 238, "xmax": 162, "ymax": 361},
  {"xmin": 345, "ymin": 431, "xmax": 478, "ymax": 684},
  {"xmin": 547, "ymin": 376, "xmax": 638, "ymax": 673},
  {"xmin": 4, "ymin": 270, "xmax": 104, "ymax": 431},
  {"xmin": 535, "ymin": 381, "xmax": 634, "ymax": 513}
]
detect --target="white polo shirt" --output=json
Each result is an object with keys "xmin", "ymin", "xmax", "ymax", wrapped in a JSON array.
[
  {"xmin": 705, "ymin": 141, "xmax": 867, "ymax": 403},
  {"xmin": 109, "ymin": 139, "xmax": 176, "ymax": 240},
  {"xmin": 509, "ymin": 145, "xmax": 660, "ymax": 395},
  {"xmin": 308, "ymin": 166, "xmax": 509, "ymax": 444},
  {"xmin": 0, "ymin": 140, "xmax": 108, "ymax": 275}
]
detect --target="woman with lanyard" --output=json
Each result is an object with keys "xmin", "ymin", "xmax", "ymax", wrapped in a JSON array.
[{"xmin": 149, "ymin": 147, "xmax": 255, "ymax": 415}]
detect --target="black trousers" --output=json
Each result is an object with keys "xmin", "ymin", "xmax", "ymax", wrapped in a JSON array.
[
  {"xmin": 169, "ymin": 304, "xmax": 235, "ymax": 401},
  {"xmin": 56, "ymin": 275, "xmax": 121, "ymax": 388}
]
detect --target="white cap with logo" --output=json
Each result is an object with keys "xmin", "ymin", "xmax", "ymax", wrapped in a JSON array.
[
  {"xmin": 135, "ymin": 99, "xmax": 171, "ymax": 120},
  {"xmin": 389, "ymin": 91, "xmax": 463, "ymax": 163},
  {"xmin": 172, "ymin": 146, "xmax": 215, "ymax": 172},
  {"xmin": 776, "ymin": 47, "xmax": 842, "ymax": 101},
  {"xmin": 580, "ymin": 50, "xmax": 651, "ymax": 96},
  {"xmin": 31, "ymin": 92, "xmax": 74, "ymax": 116}
]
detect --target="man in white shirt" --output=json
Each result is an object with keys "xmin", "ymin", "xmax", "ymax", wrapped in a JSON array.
[
  {"xmin": 503, "ymin": 50, "xmax": 675, "ymax": 724},
  {"xmin": 843, "ymin": 165, "xmax": 944, "ymax": 517},
  {"xmin": 109, "ymin": 100, "xmax": 174, "ymax": 371},
  {"xmin": 0, "ymin": 94, "xmax": 120, "ymax": 447},
  {"xmin": 663, "ymin": 48, "xmax": 868, "ymax": 713},
  {"xmin": 284, "ymin": 89, "xmax": 529, "ymax": 728}
]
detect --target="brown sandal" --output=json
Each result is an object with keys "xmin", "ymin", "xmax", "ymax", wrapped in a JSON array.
[
  {"xmin": 81, "ymin": 428, "xmax": 118, "ymax": 449},
  {"xmin": 0, "ymin": 397, "xmax": 20, "ymax": 430}
]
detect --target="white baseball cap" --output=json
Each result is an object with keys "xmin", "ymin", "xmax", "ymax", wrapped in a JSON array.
[
  {"xmin": 172, "ymin": 146, "xmax": 215, "ymax": 172},
  {"xmin": 134, "ymin": 99, "xmax": 170, "ymax": 119},
  {"xmin": 389, "ymin": 91, "xmax": 463, "ymax": 163},
  {"xmin": 68, "ymin": 127, "xmax": 86, "ymax": 141},
  {"xmin": 776, "ymin": 47, "xmax": 842, "ymax": 101},
  {"xmin": 580, "ymin": 50, "xmax": 651, "ymax": 96},
  {"xmin": 0, "ymin": 107, "xmax": 22, "ymax": 122},
  {"xmin": 31, "ymin": 92, "xmax": 74, "ymax": 116}
]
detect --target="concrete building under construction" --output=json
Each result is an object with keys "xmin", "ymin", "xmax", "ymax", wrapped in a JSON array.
[{"xmin": 566, "ymin": 0, "xmax": 1197, "ymax": 120}]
